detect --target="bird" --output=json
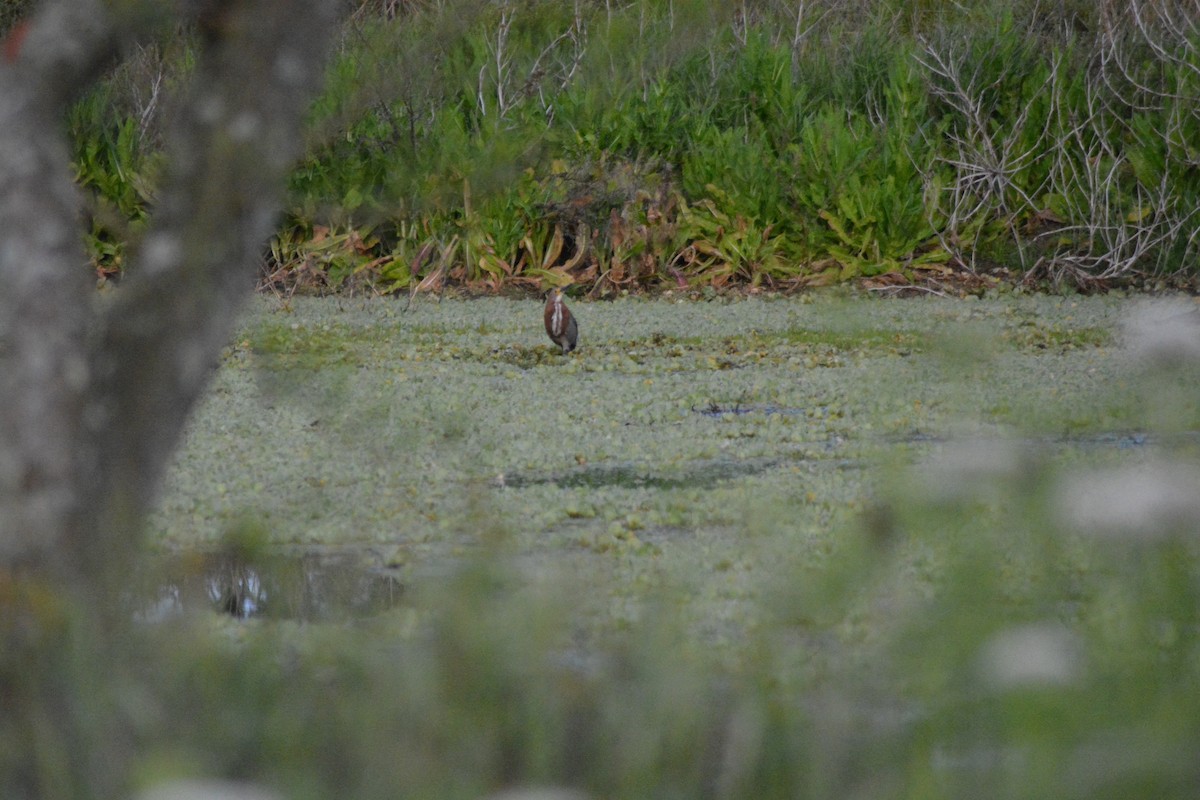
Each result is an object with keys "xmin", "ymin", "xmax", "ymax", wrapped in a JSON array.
[{"xmin": 544, "ymin": 287, "xmax": 578, "ymax": 355}]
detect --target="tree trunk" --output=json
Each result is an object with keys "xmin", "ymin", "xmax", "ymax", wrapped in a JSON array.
[{"xmin": 0, "ymin": 1, "xmax": 337, "ymax": 796}]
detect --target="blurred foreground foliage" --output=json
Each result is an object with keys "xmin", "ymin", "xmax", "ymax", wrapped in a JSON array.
[
  {"xmin": 82, "ymin": 438, "xmax": 1200, "ymax": 800},
  {"xmin": 69, "ymin": 0, "xmax": 1200, "ymax": 294},
  {"xmin": 7, "ymin": 298, "xmax": 1199, "ymax": 799}
]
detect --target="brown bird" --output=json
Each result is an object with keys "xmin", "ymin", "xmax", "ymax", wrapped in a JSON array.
[{"xmin": 544, "ymin": 287, "xmax": 578, "ymax": 355}]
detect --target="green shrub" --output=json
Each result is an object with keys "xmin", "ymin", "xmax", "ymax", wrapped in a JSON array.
[
  {"xmin": 70, "ymin": 93, "xmax": 158, "ymax": 276},
  {"xmin": 65, "ymin": 0, "xmax": 1200, "ymax": 289}
]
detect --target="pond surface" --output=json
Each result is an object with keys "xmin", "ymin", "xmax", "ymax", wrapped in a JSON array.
[{"xmin": 150, "ymin": 291, "xmax": 1200, "ymax": 624}]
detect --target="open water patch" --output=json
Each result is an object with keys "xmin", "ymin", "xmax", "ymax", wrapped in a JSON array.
[
  {"xmin": 878, "ymin": 429, "xmax": 1196, "ymax": 450},
  {"xmin": 132, "ymin": 548, "xmax": 403, "ymax": 622},
  {"xmin": 692, "ymin": 402, "xmax": 811, "ymax": 418},
  {"xmin": 500, "ymin": 454, "xmax": 863, "ymax": 491}
]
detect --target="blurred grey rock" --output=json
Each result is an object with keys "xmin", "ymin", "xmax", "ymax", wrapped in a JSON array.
[
  {"xmin": 1056, "ymin": 461, "xmax": 1200, "ymax": 541},
  {"xmin": 979, "ymin": 622, "xmax": 1083, "ymax": 689},
  {"xmin": 1123, "ymin": 300, "xmax": 1200, "ymax": 368},
  {"xmin": 923, "ymin": 437, "xmax": 1027, "ymax": 503},
  {"xmin": 135, "ymin": 780, "xmax": 281, "ymax": 800},
  {"xmin": 484, "ymin": 788, "xmax": 591, "ymax": 800}
]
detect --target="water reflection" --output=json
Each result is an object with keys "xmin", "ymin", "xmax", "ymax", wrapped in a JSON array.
[{"xmin": 133, "ymin": 549, "xmax": 403, "ymax": 622}]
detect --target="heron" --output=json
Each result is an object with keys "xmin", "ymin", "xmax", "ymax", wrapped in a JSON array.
[{"xmin": 544, "ymin": 287, "xmax": 578, "ymax": 355}]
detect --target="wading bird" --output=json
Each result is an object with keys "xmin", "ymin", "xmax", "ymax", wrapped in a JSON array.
[{"xmin": 544, "ymin": 287, "xmax": 578, "ymax": 355}]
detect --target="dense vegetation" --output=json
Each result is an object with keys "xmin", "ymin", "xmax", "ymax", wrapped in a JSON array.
[{"xmin": 58, "ymin": 0, "xmax": 1200, "ymax": 293}]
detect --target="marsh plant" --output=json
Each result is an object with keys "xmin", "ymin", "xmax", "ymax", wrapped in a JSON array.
[{"xmin": 60, "ymin": 0, "xmax": 1200, "ymax": 292}]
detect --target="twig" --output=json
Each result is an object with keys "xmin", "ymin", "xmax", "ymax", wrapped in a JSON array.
[{"xmin": 866, "ymin": 284, "xmax": 951, "ymax": 298}]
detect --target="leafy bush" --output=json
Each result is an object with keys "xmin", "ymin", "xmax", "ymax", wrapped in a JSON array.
[
  {"xmin": 67, "ymin": 0, "xmax": 1200, "ymax": 291},
  {"xmin": 70, "ymin": 91, "xmax": 160, "ymax": 277}
]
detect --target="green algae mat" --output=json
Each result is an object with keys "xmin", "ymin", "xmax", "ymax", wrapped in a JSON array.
[
  {"xmin": 135, "ymin": 292, "xmax": 1200, "ymax": 798},
  {"xmin": 148, "ymin": 292, "xmax": 1196, "ymax": 631}
]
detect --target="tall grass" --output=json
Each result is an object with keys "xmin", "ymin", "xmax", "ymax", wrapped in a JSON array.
[{"xmin": 73, "ymin": 0, "xmax": 1200, "ymax": 292}]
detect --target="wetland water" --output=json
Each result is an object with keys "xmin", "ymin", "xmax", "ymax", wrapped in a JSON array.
[{"xmin": 149, "ymin": 292, "xmax": 1193, "ymax": 622}]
